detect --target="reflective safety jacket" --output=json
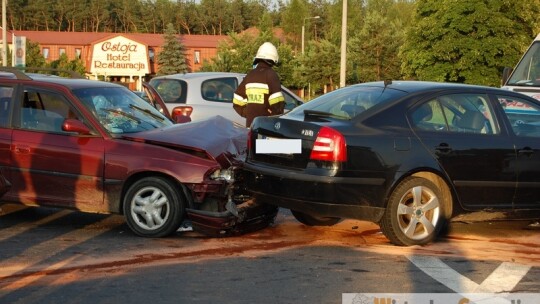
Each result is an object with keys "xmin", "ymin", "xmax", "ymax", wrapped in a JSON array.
[{"xmin": 233, "ymin": 61, "xmax": 285, "ymax": 127}]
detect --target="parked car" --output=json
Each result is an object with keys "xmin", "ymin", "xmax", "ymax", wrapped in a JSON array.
[
  {"xmin": 243, "ymin": 80, "xmax": 540, "ymax": 246},
  {"xmin": 148, "ymin": 72, "xmax": 303, "ymax": 126},
  {"xmin": 0, "ymin": 67, "xmax": 277, "ymax": 238},
  {"xmin": 136, "ymin": 83, "xmax": 191, "ymax": 123}
]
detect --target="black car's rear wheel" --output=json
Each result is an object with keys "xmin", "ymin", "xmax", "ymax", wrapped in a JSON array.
[
  {"xmin": 291, "ymin": 210, "xmax": 342, "ymax": 226},
  {"xmin": 123, "ymin": 176, "xmax": 185, "ymax": 237},
  {"xmin": 380, "ymin": 177, "xmax": 445, "ymax": 246}
]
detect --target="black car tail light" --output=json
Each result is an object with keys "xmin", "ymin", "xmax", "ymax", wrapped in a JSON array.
[{"xmin": 310, "ymin": 126, "xmax": 347, "ymax": 162}]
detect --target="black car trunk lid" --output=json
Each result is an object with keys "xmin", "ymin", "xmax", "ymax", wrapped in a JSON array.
[{"xmin": 249, "ymin": 116, "xmax": 323, "ymax": 169}]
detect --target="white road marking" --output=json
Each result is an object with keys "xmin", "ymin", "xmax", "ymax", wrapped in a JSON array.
[
  {"xmin": 407, "ymin": 255, "xmax": 531, "ymax": 293},
  {"xmin": 476, "ymin": 262, "xmax": 532, "ymax": 293}
]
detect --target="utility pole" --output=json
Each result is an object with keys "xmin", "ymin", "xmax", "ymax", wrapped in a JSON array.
[{"xmin": 2, "ymin": 0, "xmax": 7, "ymax": 66}]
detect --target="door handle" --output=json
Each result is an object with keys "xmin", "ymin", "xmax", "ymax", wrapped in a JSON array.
[
  {"xmin": 435, "ymin": 143, "xmax": 452, "ymax": 153},
  {"xmin": 518, "ymin": 147, "xmax": 534, "ymax": 156}
]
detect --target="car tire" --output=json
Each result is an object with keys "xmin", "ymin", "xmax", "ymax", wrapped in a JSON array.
[
  {"xmin": 123, "ymin": 176, "xmax": 185, "ymax": 238},
  {"xmin": 291, "ymin": 210, "xmax": 342, "ymax": 226},
  {"xmin": 380, "ymin": 177, "xmax": 445, "ymax": 246}
]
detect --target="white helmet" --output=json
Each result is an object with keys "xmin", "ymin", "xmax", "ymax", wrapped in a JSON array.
[{"xmin": 254, "ymin": 42, "xmax": 279, "ymax": 64}]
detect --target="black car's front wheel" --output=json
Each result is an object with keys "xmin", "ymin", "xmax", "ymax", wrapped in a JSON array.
[
  {"xmin": 380, "ymin": 177, "xmax": 445, "ymax": 246},
  {"xmin": 123, "ymin": 177, "xmax": 185, "ymax": 238},
  {"xmin": 291, "ymin": 210, "xmax": 342, "ymax": 226}
]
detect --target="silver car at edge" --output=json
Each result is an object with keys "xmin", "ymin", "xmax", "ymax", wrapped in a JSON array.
[{"xmin": 148, "ymin": 72, "xmax": 303, "ymax": 126}]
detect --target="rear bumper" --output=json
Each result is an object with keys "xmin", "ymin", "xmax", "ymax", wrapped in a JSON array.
[
  {"xmin": 186, "ymin": 199, "xmax": 278, "ymax": 237},
  {"xmin": 243, "ymin": 162, "xmax": 386, "ymax": 222}
]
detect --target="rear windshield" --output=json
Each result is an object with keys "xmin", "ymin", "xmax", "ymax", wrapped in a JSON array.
[
  {"xmin": 287, "ymin": 85, "xmax": 407, "ymax": 119},
  {"xmin": 148, "ymin": 79, "xmax": 188, "ymax": 104}
]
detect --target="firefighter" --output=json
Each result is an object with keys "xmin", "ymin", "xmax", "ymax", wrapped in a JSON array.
[{"xmin": 233, "ymin": 42, "xmax": 285, "ymax": 127}]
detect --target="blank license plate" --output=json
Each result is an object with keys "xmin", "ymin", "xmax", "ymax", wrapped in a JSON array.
[{"xmin": 256, "ymin": 137, "xmax": 301, "ymax": 154}]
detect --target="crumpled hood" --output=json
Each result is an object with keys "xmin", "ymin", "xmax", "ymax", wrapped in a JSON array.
[{"xmin": 122, "ymin": 115, "xmax": 248, "ymax": 165}]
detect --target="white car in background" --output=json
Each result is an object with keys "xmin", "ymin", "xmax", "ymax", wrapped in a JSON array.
[{"xmin": 148, "ymin": 72, "xmax": 303, "ymax": 126}]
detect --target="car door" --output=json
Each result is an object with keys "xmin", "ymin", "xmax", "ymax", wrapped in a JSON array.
[
  {"xmin": 8, "ymin": 86, "xmax": 106, "ymax": 211},
  {"xmin": 410, "ymin": 92, "xmax": 517, "ymax": 209},
  {"xmin": 141, "ymin": 82, "xmax": 173, "ymax": 121},
  {"xmin": 495, "ymin": 93, "xmax": 540, "ymax": 209},
  {"xmin": 0, "ymin": 85, "xmax": 15, "ymax": 187}
]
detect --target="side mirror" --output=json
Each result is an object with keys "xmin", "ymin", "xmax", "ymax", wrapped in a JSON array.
[
  {"xmin": 502, "ymin": 67, "xmax": 513, "ymax": 86},
  {"xmin": 62, "ymin": 119, "xmax": 92, "ymax": 135}
]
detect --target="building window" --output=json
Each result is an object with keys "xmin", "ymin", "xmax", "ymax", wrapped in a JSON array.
[
  {"xmin": 194, "ymin": 50, "xmax": 201, "ymax": 64},
  {"xmin": 59, "ymin": 48, "xmax": 66, "ymax": 56},
  {"xmin": 149, "ymin": 48, "xmax": 155, "ymax": 62},
  {"xmin": 75, "ymin": 48, "xmax": 81, "ymax": 59},
  {"xmin": 42, "ymin": 48, "xmax": 49, "ymax": 59}
]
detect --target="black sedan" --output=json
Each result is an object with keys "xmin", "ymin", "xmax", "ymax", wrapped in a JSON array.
[{"xmin": 243, "ymin": 80, "xmax": 540, "ymax": 246}]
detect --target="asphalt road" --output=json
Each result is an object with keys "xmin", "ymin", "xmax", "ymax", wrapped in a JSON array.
[{"xmin": 0, "ymin": 203, "xmax": 538, "ymax": 304}]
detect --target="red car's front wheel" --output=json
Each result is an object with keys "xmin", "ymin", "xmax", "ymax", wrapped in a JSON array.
[{"xmin": 123, "ymin": 176, "xmax": 185, "ymax": 237}]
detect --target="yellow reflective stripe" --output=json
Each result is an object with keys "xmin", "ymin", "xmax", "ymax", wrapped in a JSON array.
[
  {"xmin": 268, "ymin": 92, "xmax": 284, "ymax": 105},
  {"xmin": 233, "ymin": 93, "xmax": 247, "ymax": 106},
  {"xmin": 246, "ymin": 84, "xmax": 268, "ymax": 105},
  {"xmin": 246, "ymin": 83, "xmax": 269, "ymax": 90},
  {"xmin": 246, "ymin": 87, "xmax": 269, "ymax": 96}
]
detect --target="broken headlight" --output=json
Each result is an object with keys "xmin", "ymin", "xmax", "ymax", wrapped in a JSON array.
[{"xmin": 209, "ymin": 168, "xmax": 234, "ymax": 182}]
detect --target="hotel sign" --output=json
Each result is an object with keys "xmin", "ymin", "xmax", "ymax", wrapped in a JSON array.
[{"xmin": 90, "ymin": 35, "xmax": 149, "ymax": 75}]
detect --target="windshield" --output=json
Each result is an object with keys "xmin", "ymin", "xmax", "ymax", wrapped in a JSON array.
[
  {"xmin": 73, "ymin": 87, "xmax": 173, "ymax": 134},
  {"xmin": 507, "ymin": 41, "xmax": 540, "ymax": 86},
  {"xmin": 287, "ymin": 85, "xmax": 407, "ymax": 119}
]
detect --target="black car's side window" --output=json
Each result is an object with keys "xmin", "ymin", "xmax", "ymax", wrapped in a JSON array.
[
  {"xmin": 497, "ymin": 95, "xmax": 540, "ymax": 137},
  {"xmin": 411, "ymin": 93, "xmax": 499, "ymax": 135},
  {"xmin": 411, "ymin": 99, "xmax": 446, "ymax": 131},
  {"xmin": 440, "ymin": 94, "xmax": 498, "ymax": 134},
  {"xmin": 20, "ymin": 89, "xmax": 82, "ymax": 133}
]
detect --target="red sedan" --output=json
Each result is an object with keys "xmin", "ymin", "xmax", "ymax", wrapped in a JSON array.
[{"xmin": 0, "ymin": 67, "xmax": 276, "ymax": 237}]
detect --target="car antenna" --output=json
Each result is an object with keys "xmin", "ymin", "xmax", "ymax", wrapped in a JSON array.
[{"xmin": 375, "ymin": 79, "xmax": 393, "ymax": 101}]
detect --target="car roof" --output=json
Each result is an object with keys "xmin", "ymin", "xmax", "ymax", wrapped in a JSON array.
[
  {"xmin": 151, "ymin": 72, "xmax": 245, "ymax": 81},
  {"xmin": 357, "ymin": 80, "xmax": 504, "ymax": 94},
  {"xmin": 27, "ymin": 76, "xmax": 123, "ymax": 90},
  {"xmin": 0, "ymin": 73, "xmax": 125, "ymax": 90},
  {"xmin": 0, "ymin": 67, "xmax": 125, "ymax": 90}
]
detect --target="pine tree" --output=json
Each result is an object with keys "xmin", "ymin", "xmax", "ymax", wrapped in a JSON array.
[
  {"xmin": 25, "ymin": 40, "xmax": 47, "ymax": 68},
  {"xmin": 157, "ymin": 23, "xmax": 190, "ymax": 75}
]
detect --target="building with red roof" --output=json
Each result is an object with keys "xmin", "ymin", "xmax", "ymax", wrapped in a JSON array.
[{"xmin": 4, "ymin": 31, "xmax": 228, "ymax": 90}]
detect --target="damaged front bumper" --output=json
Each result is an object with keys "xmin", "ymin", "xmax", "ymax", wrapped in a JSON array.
[
  {"xmin": 184, "ymin": 165, "xmax": 278, "ymax": 237},
  {"xmin": 186, "ymin": 199, "xmax": 278, "ymax": 237}
]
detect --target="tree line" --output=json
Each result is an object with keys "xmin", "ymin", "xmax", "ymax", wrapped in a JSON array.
[
  {"xmin": 6, "ymin": 0, "xmax": 540, "ymax": 95},
  {"xmin": 7, "ymin": 0, "xmax": 277, "ymax": 35},
  {"xmin": 201, "ymin": 0, "xmax": 540, "ymax": 94}
]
